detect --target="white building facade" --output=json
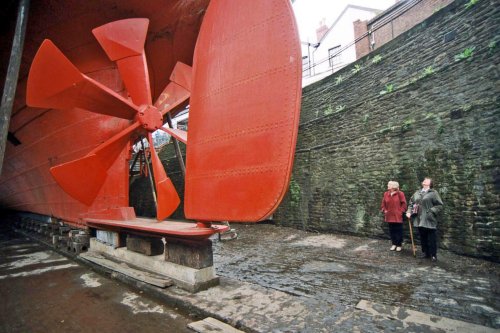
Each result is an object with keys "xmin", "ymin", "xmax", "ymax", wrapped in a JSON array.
[{"xmin": 302, "ymin": 5, "xmax": 382, "ymax": 87}]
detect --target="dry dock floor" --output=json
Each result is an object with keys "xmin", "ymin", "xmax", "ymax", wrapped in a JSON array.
[
  {"xmin": 1, "ymin": 222, "xmax": 499, "ymax": 332},
  {"xmin": 0, "ymin": 227, "xmax": 196, "ymax": 333}
]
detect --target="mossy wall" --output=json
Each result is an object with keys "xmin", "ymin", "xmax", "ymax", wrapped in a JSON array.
[{"xmin": 274, "ymin": 0, "xmax": 499, "ymax": 261}]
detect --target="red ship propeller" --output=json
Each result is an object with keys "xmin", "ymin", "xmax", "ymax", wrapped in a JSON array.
[{"xmin": 26, "ymin": 19, "xmax": 191, "ymax": 220}]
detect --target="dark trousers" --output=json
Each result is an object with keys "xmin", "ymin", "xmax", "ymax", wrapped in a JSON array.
[
  {"xmin": 419, "ymin": 227, "xmax": 437, "ymax": 257},
  {"xmin": 388, "ymin": 223, "xmax": 403, "ymax": 246}
]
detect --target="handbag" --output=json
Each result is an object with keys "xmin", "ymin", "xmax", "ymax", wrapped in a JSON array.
[{"xmin": 411, "ymin": 203, "xmax": 419, "ymax": 215}]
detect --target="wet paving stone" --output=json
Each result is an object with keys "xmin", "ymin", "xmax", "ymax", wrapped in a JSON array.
[
  {"xmin": 212, "ymin": 224, "xmax": 500, "ymax": 329},
  {"xmin": 0, "ymin": 229, "xmax": 197, "ymax": 333}
]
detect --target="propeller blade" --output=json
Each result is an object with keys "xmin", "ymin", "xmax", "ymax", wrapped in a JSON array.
[
  {"xmin": 154, "ymin": 62, "xmax": 192, "ymax": 116},
  {"xmin": 26, "ymin": 39, "xmax": 138, "ymax": 119},
  {"xmin": 50, "ymin": 154, "xmax": 106, "ymax": 206},
  {"xmin": 147, "ymin": 133, "xmax": 180, "ymax": 220},
  {"xmin": 93, "ymin": 18, "xmax": 152, "ymax": 106},
  {"xmin": 89, "ymin": 122, "xmax": 141, "ymax": 167},
  {"xmin": 159, "ymin": 126, "xmax": 187, "ymax": 144},
  {"xmin": 50, "ymin": 122, "xmax": 140, "ymax": 205},
  {"xmin": 169, "ymin": 61, "xmax": 192, "ymax": 92}
]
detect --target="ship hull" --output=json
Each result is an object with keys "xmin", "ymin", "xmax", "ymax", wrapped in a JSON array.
[
  {"xmin": 1, "ymin": 0, "xmax": 302, "ymax": 230},
  {"xmin": 0, "ymin": 0, "xmax": 209, "ymax": 226}
]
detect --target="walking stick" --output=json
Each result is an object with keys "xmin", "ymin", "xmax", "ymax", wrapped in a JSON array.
[{"xmin": 407, "ymin": 215, "xmax": 416, "ymax": 257}]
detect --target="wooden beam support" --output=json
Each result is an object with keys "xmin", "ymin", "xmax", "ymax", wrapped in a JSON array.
[{"xmin": 0, "ymin": 0, "xmax": 30, "ymax": 175}]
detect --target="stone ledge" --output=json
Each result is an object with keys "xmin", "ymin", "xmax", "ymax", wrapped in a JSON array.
[
  {"xmin": 356, "ymin": 300, "xmax": 499, "ymax": 333},
  {"xmin": 88, "ymin": 238, "xmax": 219, "ymax": 292},
  {"xmin": 80, "ymin": 251, "xmax": 173, "ymax": 288},
  {"xmin": 188, "ymin": 317, "xmax": 245, "ymax": 333}
]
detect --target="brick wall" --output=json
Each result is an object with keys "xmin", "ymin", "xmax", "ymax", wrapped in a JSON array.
[
  {"xmin": 274, "ymin": 0, "xmax": 499, "ymax": 261},
  {"xmin": 353, "ymin": 20, "xmax": 370, "ymax": 59},
  {"xmin": 355, "ymin": 0, "xmax": 455, "ymax": 59}
]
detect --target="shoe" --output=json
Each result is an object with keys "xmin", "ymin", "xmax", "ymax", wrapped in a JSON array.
[
  {"xmin": 390, "ymin": 245, "xmax": 396, "ymax": 251},
  {"xmin": 419, "ymin": 253, "xmax": 431, "ymax": 259},
  {"xmin": 431, "ymin": 256, "xmax": 437, "ymax": 262},
  {"xmin": 396, "ymin": 247, "xmax": 402, "ymax": 252}
]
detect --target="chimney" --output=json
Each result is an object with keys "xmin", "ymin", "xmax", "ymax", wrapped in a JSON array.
[
  {"xmin": 353, "ymin": 19, "xmax": 370, "ymax": 59},
  {"xmin": 316, "ymin": 18, "xmax": 328, "ymax": 42}
]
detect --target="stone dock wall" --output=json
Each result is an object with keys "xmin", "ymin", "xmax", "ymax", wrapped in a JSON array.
[{"xmin": 274, "ymin": 0, "xmax": 499, "ymax": 261}]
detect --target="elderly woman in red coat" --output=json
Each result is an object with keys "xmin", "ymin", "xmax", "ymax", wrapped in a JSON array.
[{"xmin": 381, "ymin": 181, "xmax": 407, "ymax": 252}]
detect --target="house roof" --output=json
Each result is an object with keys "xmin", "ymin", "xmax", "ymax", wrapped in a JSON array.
[
  {"xmin": 318, "ymin": 4, "xmax": 382, "ymax": 44},
  {"xmin": 368, "ymin": 0, "xmax": 409, "ymax": 26}
]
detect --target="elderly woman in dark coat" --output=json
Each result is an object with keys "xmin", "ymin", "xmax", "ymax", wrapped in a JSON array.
[
  {"xmin": 406, "ymin": 177, "xmax": 443, "ymax": 261},
  {"xmin": 381, "ymin": 181, "xmax": 407, "ymax": 252}
]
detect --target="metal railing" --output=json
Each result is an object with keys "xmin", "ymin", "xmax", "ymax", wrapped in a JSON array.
[{"xmin": 301, "ymin": 0, "xmax": 423, "ymax": 85}]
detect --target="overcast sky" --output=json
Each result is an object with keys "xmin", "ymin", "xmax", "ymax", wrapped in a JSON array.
[{"xmin": 292, "ymin": 0, "xmax": 397, "ymax": 42}]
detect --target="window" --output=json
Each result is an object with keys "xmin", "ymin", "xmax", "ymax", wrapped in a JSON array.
[
  {"xmin": 328, "ymin": 45, "xmax": 342, "ymax": 67},
  {"xmin": 302, "ymin": 56, "xmax": 310, "ymax": 77}
]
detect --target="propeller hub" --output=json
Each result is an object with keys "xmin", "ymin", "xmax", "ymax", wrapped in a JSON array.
[{"xmin": 137, "ymin": 105, "xmax": 163, "ymax": 132}]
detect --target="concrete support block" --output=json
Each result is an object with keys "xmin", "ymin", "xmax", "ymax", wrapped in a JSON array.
[
  {"xmin": 165, "ymin": 238, "xmax": 213, "ymax": 269},
  {"xmin": 218, "ymin": 228, "xmax": 238, "ymax": 241},
  {"xmin": 74, "ymin": 233, "xmax": 89, "ymax": 243},
  {"xmin": 49, "ymin": 224, "xmax": 60, "ymax": 236},
  {"xmin": 69, "ymin": 241, "xmax": 87, "ymax": 254},
  {"xmin": 127, "ymin": 235, "xmax": 164, "ymax": 256},
  {"xmin": 58, "ymin": 226, "xmax": 71, "ymax": 236},
  {"xmin": 96, "ymin": 230, "xmax": 125, "ymax": 248},
  {"xmin": 88, "ymin": 238, "xmax": 219, "ymax": 292},
  {"xmin": 55, "ymin": 236, "xmax": 68, "ymax": 249},
  {"xmin": 39, "ymin": 224, "xmax": 48, "ymax": 235},
  {"xmin": 70, "ymin": 233, "xmax": 90, "ymax": 254}
]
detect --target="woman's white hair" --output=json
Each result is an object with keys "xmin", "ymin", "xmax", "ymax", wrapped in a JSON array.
[{"xmin": 387, "ymin": 181, "xmax": 399, "ymax": 189}]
